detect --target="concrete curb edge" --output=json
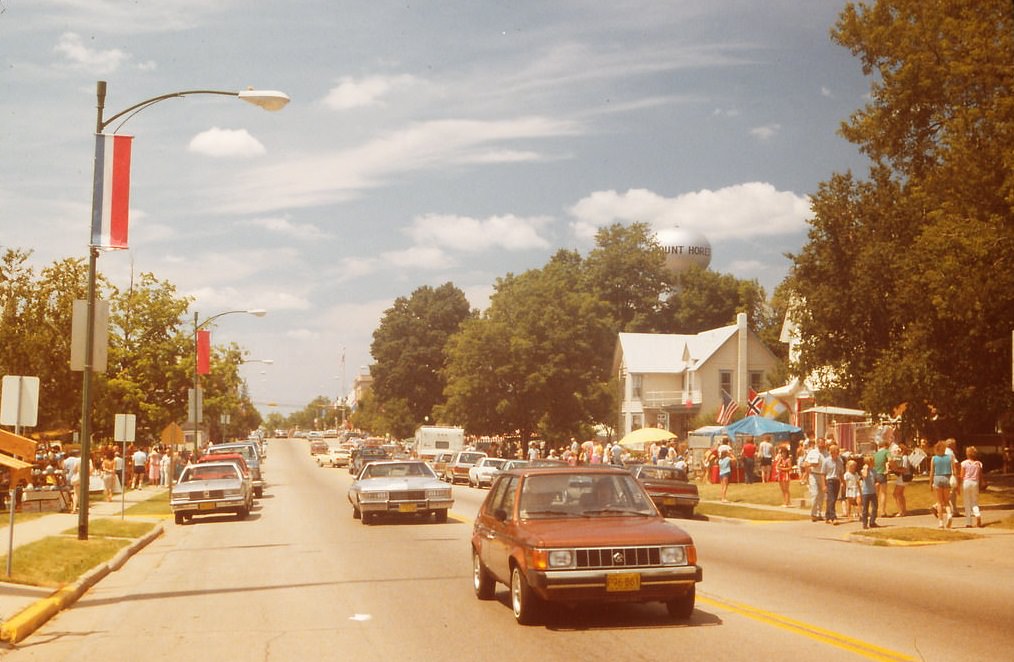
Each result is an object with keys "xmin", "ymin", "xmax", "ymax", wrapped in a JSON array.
[{"xmin": 0, "ymin": 522, "xmax": 165, "ymax": 645}]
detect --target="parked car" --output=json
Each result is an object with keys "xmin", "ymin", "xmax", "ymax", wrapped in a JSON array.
[
  {"xmin": 471, "ymin": 465, "xmax": 702, "ymax": 625},
  {"xmin": 170, "ymin": 461, "xmax": 253, "ymax": 525},
  {"xmin": 627, "ymin": 464, "xmax": 700, "ymax": 518},
  {"xmin": 310, "ymin": 440, "xmax": 329, "ymax": 464},
  {"xmin": 325, "ymin": 442, "xmax": 353, "ymax": 468},
  {"xmin": 429, "ymin": 451, "xmax": 455, "ymax": 477},
  {"xmin": 349, "ymin": 445, "xmax": 390, "ymax": 475},
  {"xmin": 197, "ymin": 452, "xmax": 251, "ymax": 481},
  {"xmin": 347, "ymin": 460, "xmax": 454, "ymax": 524},
  {"xmin": 443, "ymin": 450, "xmax": 487, "ymax": 484},
  {"xmin": 468, "ymin": 457, "xmax": 508, "ymax": 488},
  {"xmin": 207, "ymin": 442, "xmax": 264, "ymax": 497}
]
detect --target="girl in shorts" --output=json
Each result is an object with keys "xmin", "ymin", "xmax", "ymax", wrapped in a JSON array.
[{"xmin": 843, "ymin": 459, "xmax": 860, "ymax": 521}]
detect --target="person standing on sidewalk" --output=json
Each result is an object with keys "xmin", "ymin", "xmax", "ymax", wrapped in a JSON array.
[
  {"xmin": 758, "ymin": 435, "xmax": 774, "ymax": 483},
  {"xmin": 929, "ymin": 440, "xmax": 957, "ymax": 529},
  {"xmin": 805, "ymin": 438, "xmax": 827, "ymax": 521},
  {"xmin": 131, "ymin": 446, "xmax": 147, "ymax": 489},
  {"xmin": 959, "ymin": 446, "xmax": 984, "ymax": 528},
  {"xmin": 741, "ymin": 437, "xmax": 757, "ymax": 484},
  {"xmin": 860, "ymin": 454, "xmax": 879, "ymax": 529},
  {"xmin": 823, "ymin": 444, "xmax": 844, "ymax": 525},
  {"xmin": 873, "ymin": 437, "xmax": 891, "ymax": 518}
]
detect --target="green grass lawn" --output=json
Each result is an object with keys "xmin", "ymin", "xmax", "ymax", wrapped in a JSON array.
[
  {"xmin": 123, "ymin": 490, "xmax": 170, "ymax": 517},
  {"xmin": 1, "ymin": 518, "xmax": 157, "ymax": 587}
]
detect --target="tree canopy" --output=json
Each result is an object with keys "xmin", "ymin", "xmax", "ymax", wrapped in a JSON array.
[{"xmin": 788, "ymin": 0, "xmax": 1014, "ymax": 435}]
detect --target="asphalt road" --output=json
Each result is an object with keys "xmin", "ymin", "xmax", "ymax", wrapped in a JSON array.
[{"xmin": 4, "ymin": 439, "xmax": 1012, "ymax": 661}]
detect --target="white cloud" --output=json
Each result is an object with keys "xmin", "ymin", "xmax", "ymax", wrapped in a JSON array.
[
  {"xmin": 188, "ymin": 128, "xmax": 266, "ymax": 158},
  {"xmin": 243, "ymin": 217, "xmax": 329, "ymax": 240},
  {"xmin": 406, "ymin": 213, "xmax": 552, "ymax": 252},
  {"xmin": 53, "ymin": 33, "xmax": 130, "ymax": 74},
  {"xmin": 321, "ymin": 74, "xmax": 419, "ymax": 110},
  {"xmin": 749, "ymin": 124, "xmax": 781, "ymax": 141},
  {"xmin": 461, "ymin": 150, "xmax": 545, "ymax": 164},
  {"xmin": 567, "ymin": 183, "xmax": 811, "ymax": 242},
  {"xmin": 211, "ymin": 116, "xmax": 582, "ymax": 214},
  {"xmin": 379, "ymin": 245, "xmax": 454, "ymax": 271},
  {"xmin": 287, "ymin": 328, "xmax": 320, "ymax": 341},
  {"xmin": 712, "ymin": 107, "xmax": 740, "ymax": 118},
  {"xmin": 821, "ymin": 86, "xmax": 833, "ymax": 98}
]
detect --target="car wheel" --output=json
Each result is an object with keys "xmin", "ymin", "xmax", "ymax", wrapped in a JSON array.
[
  {"xmin": 511, "ymin": 565, "xmax": 542, "ymax": 625},
  {"xmin": 473, "ymin": 549, "xmax": 495, "ymax": 600},
  {"xmin": 434, "ymin": 509, "xmax": 448, "ymax": 523},
  {"xmin": 362, "ymin": 512, "xmax": 373, "ymax": 525},
  {"xmin": 666, "ymin": 585, "xmax": 695, "ymax": 620},
  {"xmin": 236, "ymin": 507, "xmax": 249, "ymax": 520},
  {"xmin": 352, "ymin": 506, "xmax": 361, "ymax": 519},
  {"xmin": 254, "ymin": 486, "xmax": 263, "ymax": 498},
  {"xmin": 174, "ymin": 512, "xmax": 184, "ymax": 525},
  {"xmin": 682, "ymin": 507, "xmax": 695, "ymax": 519}
]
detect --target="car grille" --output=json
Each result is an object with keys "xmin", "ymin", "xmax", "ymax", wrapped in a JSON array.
[
  {"xmin": 390, "ymin": 490, "xmax": 427, "ymax": 501},
  {"xmin": 189, "ymin": 490, "xmax": 225, "ymax": 500},
  {"xmin": 575, "ymin": 546, "xmax": 662, "ymax": 569}
]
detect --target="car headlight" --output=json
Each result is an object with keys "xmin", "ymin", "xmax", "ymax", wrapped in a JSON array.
[
  {"xmin": 223, "ymin": 488, "xmax": 242, "ymax": 497},
  {"xmin": 426, "ymin": 488, "xmax": 451, "ymax": 500},
  {"xmin": 548, "ymin": 550, "xmax": 575, "ymax": 569},
  {"xmin": 360, "ymin": 491, "xmax": 389, "ymax": 502},
  {"xmin": 660, "ymin": 545, "xmax": 688, "ymax": 566}
]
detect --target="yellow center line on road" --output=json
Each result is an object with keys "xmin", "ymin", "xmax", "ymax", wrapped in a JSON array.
[{"xmin": 697, "ymin": 594, "xmax": 915, "ymax": 662}]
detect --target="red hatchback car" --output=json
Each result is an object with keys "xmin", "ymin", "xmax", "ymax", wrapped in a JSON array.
[{"xmin": 471, "ymin": 465, "xmax": 702, "ymax": 625}]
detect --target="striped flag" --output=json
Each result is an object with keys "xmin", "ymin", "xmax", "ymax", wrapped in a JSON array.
[
  {"xmin": 717, "ymin": 390, "xmax": 739, "ymax": 425},
  {"xmin": 90, "ymin": 133, "xmax": 133, "ymax": 249}
]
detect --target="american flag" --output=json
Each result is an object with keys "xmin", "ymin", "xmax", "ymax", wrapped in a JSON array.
[
  {"xmin": 717, "ymin": 389, "xmax": 739, "ymax": 425},
  {"xmin": 747, "ymin": 387, "xmax": 763, "ymax": 416}
]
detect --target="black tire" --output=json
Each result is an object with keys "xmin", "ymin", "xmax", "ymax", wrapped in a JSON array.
[
  {"xmin": 352, "ymin": 506, "xmax": 361, "ymax": 519},
  {"xmin": 666, "ymin": 585, "xmax": 696, "ymax": 620},
  {"xmin": 473, "ymin": 549, "xmax": 495, "ymax": 600},
  {"xmin": 435, "ymin": 509, "xmax": 448, "ymax": 523},
  {"xmin": 236, "ymin": 507, "xmax": 249, "ymax": 520},
  {"xmin": 362, "ymin": 511, "xmax": 373, "ymax": 525},
  {"xmin": 174, "ymin": 512, "xmax": 184, "ymax": 525},
  {"xmin": 510, "ymin": 565, "xmax": 542, "ymax": 625},
  {"xmin": 254, "ymin": 486, "xmax": 263, "ymax": 498}
]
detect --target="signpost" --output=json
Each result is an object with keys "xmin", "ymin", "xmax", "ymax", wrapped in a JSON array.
[
  {"xmin": 1, "ymin": 375, "xmax": 40, "ymax": 578},
  {"xmin": 114, "ymin": 414, "xmax": 136, "ymax": 519}
]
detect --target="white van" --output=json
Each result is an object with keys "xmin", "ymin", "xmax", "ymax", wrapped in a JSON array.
[{"xmin": 414, "ymin": 426, "xmax": 465, "ymax": 460}]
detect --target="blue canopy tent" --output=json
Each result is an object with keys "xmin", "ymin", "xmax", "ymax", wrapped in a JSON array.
[{"xmin": 722, "ymin": 416, "xmax": 802, "ymax": 440}]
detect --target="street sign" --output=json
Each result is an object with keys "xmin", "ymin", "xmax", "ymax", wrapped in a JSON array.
[
  {"xmin": 70, "ymin": 299, "xmax": 110, "ymax": 372},
  {"xmin": 0, "ymin": 376, "xmax": 40, "ymax": 428},
  {"xmin": 114, "ymin": 413, "xmax": 136, "ymax": 442}
]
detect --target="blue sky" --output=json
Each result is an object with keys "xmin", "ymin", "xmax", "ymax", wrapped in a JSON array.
[{"xmin": 1, "ymin": 1, "xmax": 870, "ymax": 414}]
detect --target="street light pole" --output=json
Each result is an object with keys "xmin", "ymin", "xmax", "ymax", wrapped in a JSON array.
[
  {"xmin": 77, "ymin": 81, "xmax": 287, "ymax": 540},
  {"xmin": 190, "ymin": 309, "xmax": 267, "ymax": 455}
]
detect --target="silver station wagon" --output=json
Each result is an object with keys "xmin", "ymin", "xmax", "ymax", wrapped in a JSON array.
[{"xmin": 348, "ymin": 460, "xmax": 453, "ymax": 525}]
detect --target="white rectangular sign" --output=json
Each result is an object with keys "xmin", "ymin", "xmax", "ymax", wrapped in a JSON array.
[
  {"xmin": 0, "ymin": 375, "xmax": 40, "ymax": 427},
  {"xmin": 114, "ymin": 413, "xmax": 136, "ymax": 442}
]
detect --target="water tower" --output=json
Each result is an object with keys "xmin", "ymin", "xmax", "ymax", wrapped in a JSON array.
[{"xmin": 656, "ymin": 227, "xmax": 711, "ymax": 274}]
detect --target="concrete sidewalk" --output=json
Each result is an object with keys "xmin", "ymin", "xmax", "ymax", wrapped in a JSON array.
[{"xmin": 0, "ymin": 486, "xmax": 168, "ymax": 625}]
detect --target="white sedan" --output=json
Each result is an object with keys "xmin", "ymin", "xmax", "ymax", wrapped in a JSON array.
[
  {"xmin": 467, "ymin": 457, "xmax": 508, "ymax": 488},
  {"xmin": 348, "ymin": 460, "xmax": 453, "ymax": 525}
]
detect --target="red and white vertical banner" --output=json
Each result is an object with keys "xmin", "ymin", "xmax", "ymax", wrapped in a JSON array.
[
  {"xmin": 90, "ymin": 133, "xmax": 133, "ymax": 249},
  {"xmin": 196, "ymin": 330, "xmax": 211, "ymax": 375}
]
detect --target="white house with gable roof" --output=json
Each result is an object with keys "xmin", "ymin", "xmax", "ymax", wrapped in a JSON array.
[{"xmin": 612, "ymin": 312, "xmax": 781, "ymax": 439}]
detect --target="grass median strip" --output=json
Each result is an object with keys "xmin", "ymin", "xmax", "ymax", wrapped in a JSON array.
[{"xmin": 1, "ymin": 518, "xmax": 157, "ymax": 588}]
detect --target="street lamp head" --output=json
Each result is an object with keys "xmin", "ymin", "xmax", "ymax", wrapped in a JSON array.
[
  {"xmin": 237, "ymin": 89, "xmax": 290, "ymax": 112},
  {"xmin": 246, "ymin": 309, "xmax": 268, "ymax": 317}
]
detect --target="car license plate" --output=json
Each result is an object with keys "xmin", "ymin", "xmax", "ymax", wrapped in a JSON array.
[
  {"xmin": 663, "ymin": 497, "xmax": 677, "ymax": 505},
  {"xmin": 398, "ymin": 503, "xmax": 418, "ymax": 513},
  {"xmin": 606, "ymin": 573, "xmax": 640, "ymax": 592},
  {"xmin": 198, "ymin": 502, "xmax": 216, "ymax": 511}
]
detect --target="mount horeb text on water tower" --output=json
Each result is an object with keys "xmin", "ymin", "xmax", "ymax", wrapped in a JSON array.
[{"xmin": 655, "ymin": 227, "xmax": 712, "ymax": 273}]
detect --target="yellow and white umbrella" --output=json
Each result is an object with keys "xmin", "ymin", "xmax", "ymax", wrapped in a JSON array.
[{"xmin": 616, "ymin": 427, "xmax": 676, "ymax": 450}]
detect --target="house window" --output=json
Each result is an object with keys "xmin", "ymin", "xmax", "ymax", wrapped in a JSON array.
[
  {"xmin": 632, "ymin": 374, "xmax": 643, "ymax": 399},
  {"xmin": 750, "ymin": 371, "xmax": 764, "ymax": 393},
  {"xmin": 719, "ymin": 371, "xmax": 732, "ymax": 397}
]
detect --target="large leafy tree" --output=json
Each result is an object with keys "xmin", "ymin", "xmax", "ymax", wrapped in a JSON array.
[
  {"xmin": 789, "ymin": 0, "xmax": 1014, "ymax": 434},
  {"xmin": 369, "ymin": 283, "xmax": 472, "ymax": 430},
  {"xmin": 441, "ymin": 251, "xmax": 614, "ymax": 447}
]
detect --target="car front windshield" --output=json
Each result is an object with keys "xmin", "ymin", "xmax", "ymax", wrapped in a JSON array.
[
  {"xmin": 363, "ymin": 462, "xmax": 435, "ymax": 479},
  {"xmin": 459, "ymin": 453, "xmax": 484, "ymax": 463},
  {"xmin": 184, "ymin": 465, "xmax": 239, "ymax": 482},
  {"xmin": 519, "ymin": 473, "xmax": 655, "ymax": 518}
]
